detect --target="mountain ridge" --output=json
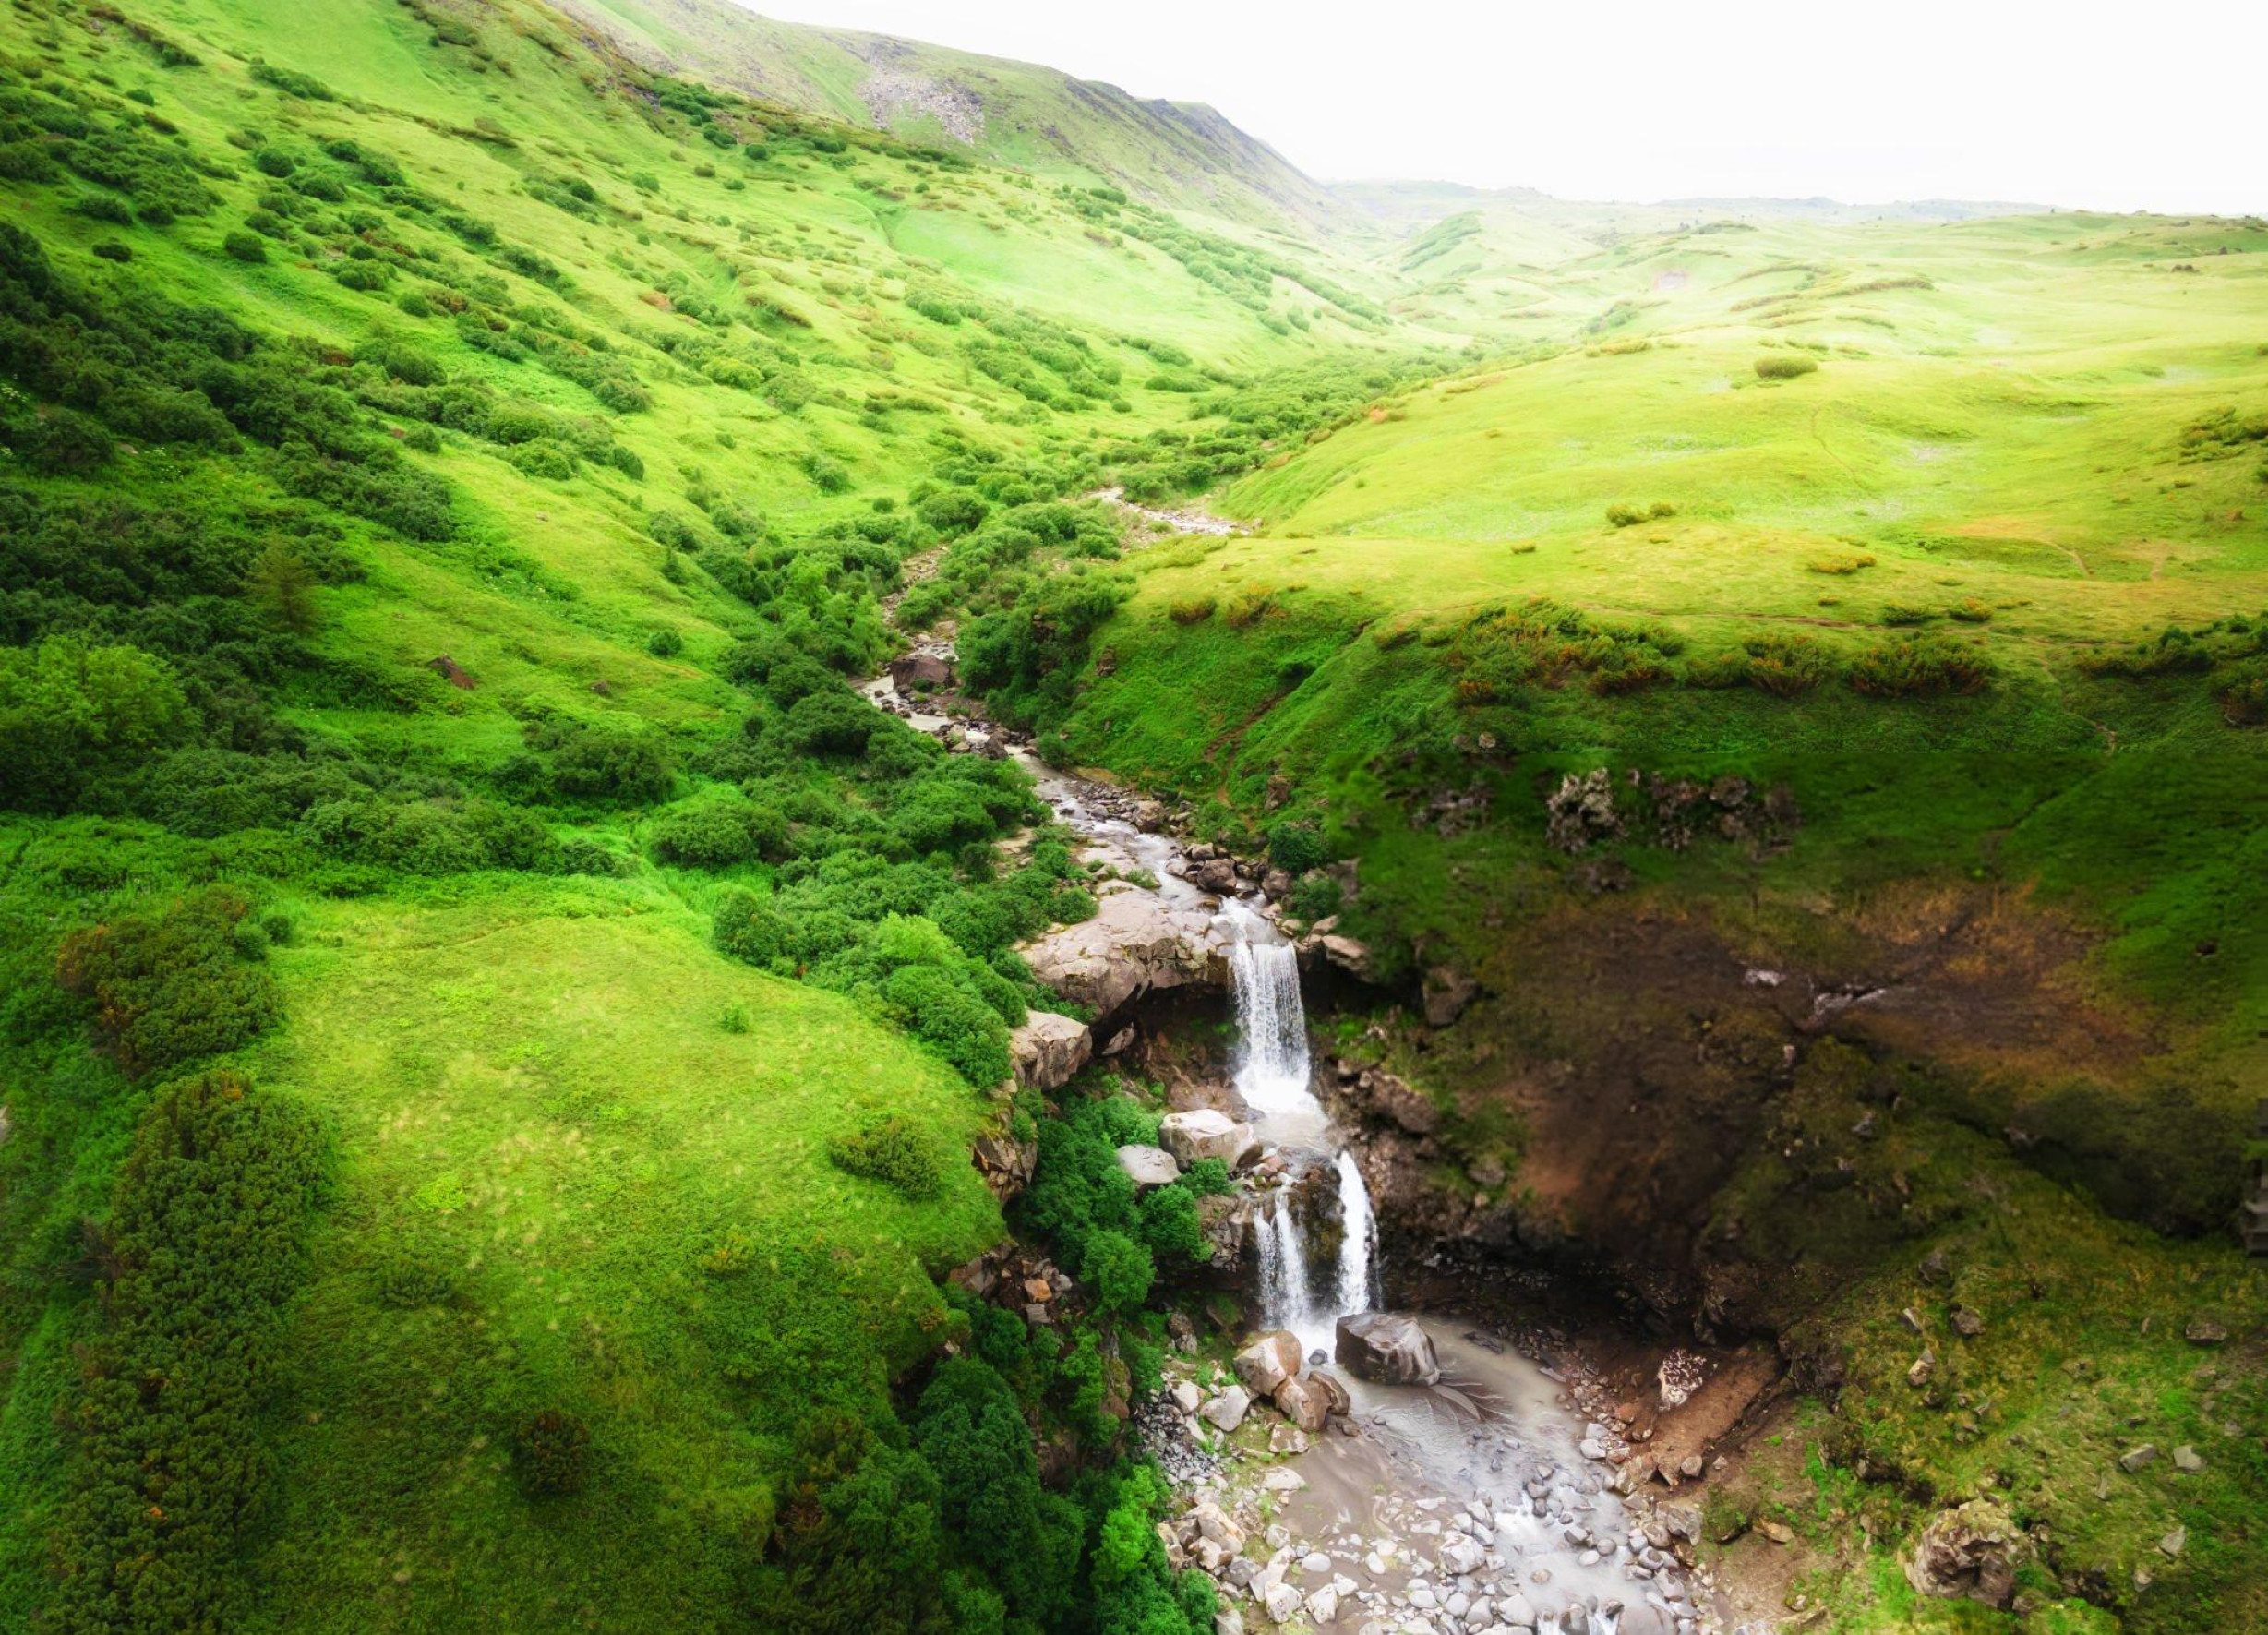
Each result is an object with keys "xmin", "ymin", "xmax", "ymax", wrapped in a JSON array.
[{"xmin": 548, "ymin": 0, "xmax": 1360, "ymax": 238}]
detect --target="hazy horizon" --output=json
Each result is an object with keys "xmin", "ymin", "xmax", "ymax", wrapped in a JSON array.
[{"xmin": 750, "ymin": 0, "xmax": 2268, "ymax": 216}]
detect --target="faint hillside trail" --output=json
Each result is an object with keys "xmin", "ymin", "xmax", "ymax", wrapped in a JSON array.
[{"xmin": 1809, "ymin": 400, "xmax": 1874, "ymax": 491}]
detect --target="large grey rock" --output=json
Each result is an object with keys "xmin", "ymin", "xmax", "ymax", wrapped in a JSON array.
[
  {"xmin": 888, "ymin": 651, "xmax": 953, "ymax": 691},
  {"xmin": 1022, "ymin": 888, "xmax": 1221, "ymax": 1016},
  {"xmin": 1904, "ymin": 1499, "xmax": 2020, "ymax": 1608},
  {"xmin": 1273, "ymin": 1374, "xmax": 1328, "ymax": 1433},
  {"xmin": 1309, "ymin": 933, "xmax": 1375, "ymax": 981},
  {"xmin": 1117, "ymin": 1144, "xmax": 1181, "ymax": 1189},
  {"xmin": 1234, "ymin": 1330, "xmax": 1303, "ymax": 1397},
  {"xmin": 1438, "ymin": 1534, "xmax": 1486, "ymax": 1576},
  {"xmin": 1335, "ymin": 1313, "xmax": 1441, "ymax": 1386},
  {"xmin": 1160, "ymin": 1108, "xmax": 1258, "ymax": 1169},
  {"xmin": 1201, "ymin": 1385, "xmax": 1252, "ymax": 1432},
  {"xmin": 1010, "ymin": 1010, "xmax": 1092, "ymax": 1090}
]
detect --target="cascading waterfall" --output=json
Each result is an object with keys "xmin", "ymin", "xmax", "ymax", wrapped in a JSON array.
[
  {"xmin": 1334, "ymin": 1147, "xmax": 1377, "ymax": 1315},
  {"xmin": 1220, "ymin": 902, "xmax": 1379, "ymax": 1346}
]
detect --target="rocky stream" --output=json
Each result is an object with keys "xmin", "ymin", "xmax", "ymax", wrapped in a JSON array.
[{"xmin": 860, "ymin": 656, "xmax": 1731, "ymax": 1635}]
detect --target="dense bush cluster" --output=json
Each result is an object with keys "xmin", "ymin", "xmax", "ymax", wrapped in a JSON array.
[
  {"xmin": 1018, "ymin": 1093, "xmax": 1230, "ymax": 1317},
  {"xmin": 54, "ymin": 888, "xmax": 282, "ymax": 1080},
  {"xmin": 51, "ymin": 1071, "xmax": 327, "ymax": 1633},
  {"xmin": 1444, "ymin": 597, "xmax": 1998, "ymax": 704}
]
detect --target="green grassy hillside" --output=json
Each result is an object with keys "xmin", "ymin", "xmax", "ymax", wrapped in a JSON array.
[
  {"xmin": 549, "ymin": 0, "xmax": 1362, "ymax": 241},
  {"xmin": 2, "ymin": 1, "xmax": 2263, "ymax": 1631},
  {"xmin": 0, "ymin": 0, "xmax": 1401, "ymax": 1629}
]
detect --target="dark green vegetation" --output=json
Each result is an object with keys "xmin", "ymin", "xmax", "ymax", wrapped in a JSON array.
[{"xmin": 0, "ymin": 0, "xmax": 1378, "ymax": 1628}]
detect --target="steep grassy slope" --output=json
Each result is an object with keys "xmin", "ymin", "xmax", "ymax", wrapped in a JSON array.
[
  {"xmin": 549, "ymin": 0, "xmax": 1361, "ymax": 240},
  {"xmin": 0, "ymin": 1, "xmax": 1410, "ymax": 1629},
  {"xmin": 1033, "ymin": 210, "xmax": 2268, "ymax": 1631}
]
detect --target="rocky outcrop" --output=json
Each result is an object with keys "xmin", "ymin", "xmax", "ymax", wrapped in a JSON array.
[
  {"xmin": 1116, "ymin": 1144, "xmax": 1180, "ymax": 1189},
  {"xmin": 1232, "ymin": 1330, "xmax": 1302, "ymax": 1398},
  {"xmin": 1159, "ymin": 1109, "xmax": 1258, "ymax": 1170},
  {"xmin": 1421, "ymin": 964, "xmax": 1479, "ymax": 1028},
  {"xmin": 1334, "ymin": 1312, "xmax": 1441, "ymax": 1385},
  {"xmin": 1331, "ymin": 1060, "xmax": 1440, "ymax": 1136},
  {"xmin": 887, "ymin": 651, "xmax": 953, "ymax": 691},
  {"xmin": 1010, "ymin": 1010, "xmax": 1092, "ymax": 1090},
  {"xmin": 1905, "ymin": 1499, "xmax": 2022, "ymax": 1607},
  {"xmin": 971, "ymin": 1127, "xmax": 1037, "ymax": 1201},
  {"xmin": 1021, "ymin": 884, "xmax": 1223, "ymax": 1016}
]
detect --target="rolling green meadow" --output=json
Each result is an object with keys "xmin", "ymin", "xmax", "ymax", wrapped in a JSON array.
[{"xmin": 0, "ymin": 0, "xmax": 2263, "ymax": 1630}]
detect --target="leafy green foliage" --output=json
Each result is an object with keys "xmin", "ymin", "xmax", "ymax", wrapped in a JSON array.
[
  {"xmin": 50, "ymin": 1072, "xmax": 327, "ymax": 1634},
  {"xmin": 54, "ymin": 888, "xmax": 282, "ymax": 1079},
  {"xmin": 828, "ymin": 1114, "xmax": 945, "ymax": 1199}
]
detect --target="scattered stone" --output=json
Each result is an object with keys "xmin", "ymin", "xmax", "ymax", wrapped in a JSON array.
[
  {"xmin": 1758, "ymin": 1521, "xmax": 1795, "ymax": 1545},
  {"xmin": 1950, "ymin": 1305, "xmax": 1985, "ymax": 1338},
  {"xmin": 1438, "ymin": 1536, "xmax": 1486, "ymax": 1576},
  {"xmin": 2173, "ymin": 1445, "xmax": 2204, "ymax": 1473},
  {"xmin": 1905, "ymin": 1500, "xmax": 2020, "ymax": 1608},
  {"xmin": 1202, "ymin": 1387, "xmax": 1252, "ymax": 1433},
  {"xmin": 1235, "ymin": 1330, "xmax": 1304, "ymax": 1398},
  {"xmin": 1421, "ymin": 965, "xmax": 1479, "ymax": 1028},
  {"xmin": 1304, "ymin": 1584, "xmax": 1340, "ymax": 1625},
  {"xmin": 1260, "ymin": 1468, "xmax": 1307, "ymax": 1494},
  {"xmin": 1908, "ymin": 1351, "xmax": 1936, "ymax": 1388},
  {"xmin": 2184, "ymin": 1316, "xmax": 2227, "ymax": 1346},
  {"xmin": 1269, "ymin": 1423, "xmax": 1310, "ymax": 1455},
  {"xmin": 1274, "ymin": 1375, "xmax": 1329, "ymax": 1434},
  {"xmin": 1010, "ymin": 1010, "xmax": 1093, "ymax": 1090},
  {"xmin": 1335, "ymin": 1313, "xmax": 1442, "ymax": 1386},
  {"xmin": 2160, "ymin": 1525, "xmax": 2187, "ymax": 1558},
  {"xmin": 1160, "ymin": 1109, "xmax": 1260, "ymax": 1169},
  {"xmin": 1260, "ymin": 1581, "xmax": 1301, "ymax": 1624},
  {"xmin": 1116, "ymin": 1144, "xmax": 1182, "ymax": 1189},
  {"xmin": 1918, "ymin": 1247, "xmax": 1950, "ymax": 1284},
  {"xmin": 2119, "ymin": 1444, "xmax": 2160, "ymax": 1473}
]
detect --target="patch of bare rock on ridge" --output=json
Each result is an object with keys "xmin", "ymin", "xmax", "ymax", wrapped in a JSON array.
[{"xmin": 854, "ymin": 43, "xmax": 986, "ymax": 144}]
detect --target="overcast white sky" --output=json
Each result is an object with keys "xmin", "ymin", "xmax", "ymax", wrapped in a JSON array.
[{"xmin": 749, "ymin": 1, "xmax": 2266, "ymax": 215}]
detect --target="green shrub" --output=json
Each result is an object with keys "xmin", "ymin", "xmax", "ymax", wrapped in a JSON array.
[
  {"xmin": 882, "ymin": 963, "xmax": 1010, "ymax": 1086},
  {"xmin": 1740, "ymin": 633, "xmax": 1837, "ymax": 696},
  {"xmin": 1266, "ymin": 822, "xmax": 1328, "ymax": 876},
  {"xmin": 649, "ymin": 799, "xmax": 780, "ymax": 868},
  {"xmin": 646, "ymin": 628, "xmax": 684, "ymax": 658},
  {"xmin": 51, "ymin": 1072, "xmax": 326, "ymax": 1630},
  {"xmin": 54, "ymin": 888, "xmax": 282, "ymax": 1079},
  {"xmin": 1848, "ymin": 635, "xmax": 1993, "ymax": 697},
  {"xmin": 1167, "ymin": 595, "xmax": 1216, "ymax": 624},
  {"xmin": 1755, "ymin": 354, "xmax": 1819, "ymax": 379},
  {"xmin": 515, "ymin": 1410, "xmax": 593, "ymax": 1497},
  {"xmin": 2214, "ymin": 657, "xmax": 2268, "ymax": 726},
  {"xmin": 222, "ymin": 229, "xmax": 267, "ymax": 263},
  {"xmin": 827, "ymin": 1114, "xmax": 945, "ymax": 1198},
  {"xmin": 719, "ymin": 1000, "xmax": 753, "ymax": 1034}
]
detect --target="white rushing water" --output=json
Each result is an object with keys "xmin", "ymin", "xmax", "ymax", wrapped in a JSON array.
[{"xmin": 1220, "ymin": 901, "xmax": 1378, "ymax": 1352}]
